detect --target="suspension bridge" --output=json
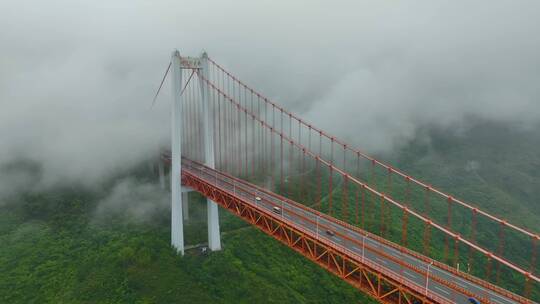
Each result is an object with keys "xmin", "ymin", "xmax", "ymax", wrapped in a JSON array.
[{"xmin": 159, "ymin": 50, "xmax": 539, "ymax": 304}]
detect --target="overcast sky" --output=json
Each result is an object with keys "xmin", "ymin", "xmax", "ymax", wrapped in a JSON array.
[{"xmin": 1, "ymin": 0, "xmax": 539, "ymax": 189}]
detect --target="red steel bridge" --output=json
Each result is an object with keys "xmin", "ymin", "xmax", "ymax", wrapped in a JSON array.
[{"xmin": 161, "ymin": 51, "xmax": 539, "ymax": 304}]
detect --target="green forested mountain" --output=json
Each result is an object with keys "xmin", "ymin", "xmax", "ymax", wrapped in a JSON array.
[
  {"xmin": 396, "ymin": 121, "xmax": 540, "ymax": 231},
  {"xmin": 1, "ymin": 121, "xmax": 539, "ymax": 303},
  {"xmin": 0, "ymin": 165, "xmax": 371, "ymax": 303}
]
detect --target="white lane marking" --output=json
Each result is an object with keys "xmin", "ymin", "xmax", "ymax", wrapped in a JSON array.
[
  {"xmin": 453, "ymin": 280, "xmax": 467, "ymax": 289},
  {"xmin": 450, "ymin": 276, "xmax": 468, "ymax": 288},
  {"xmin": 430, "ymin": 267, "xmax": 510, "ymax": 302},
  {"xmin": 223, "ymin": 180, "xmax": 516, "ymax": 304},
  {"xmin": 389, "ymin": 251, "xmax": 401, "ymax": 258},
  {"xmin": 433, "ymin": 286, "xmax": 450, "ymax": 296},
  {"xmin": 375, "ymin": 257, "xmax": 388, "ymax": 265},
  {"xmin": 403, "ymin": 271, "xmax": 417, "ymax": 279},
  {"xmin": 351, "ymin": 246, "xmax": 361, "ymax": 252},
  {"xmin": 490, "ymin": 297, "xmax": 506, "ymax": 304}
]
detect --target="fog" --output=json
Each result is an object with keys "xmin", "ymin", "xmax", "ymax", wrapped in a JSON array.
[
  {"xmin": 93, "ymin": 178, "xmax": 169, "ymax": 222},
  {"xmin": 1, "ymin": 0, "xmax": 539, "ymax": 191}
]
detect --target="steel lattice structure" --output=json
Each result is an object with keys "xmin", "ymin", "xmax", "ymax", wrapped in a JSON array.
[{"xmin": 180, "ymin": 158, "xmax": 532, "ymax": 304}]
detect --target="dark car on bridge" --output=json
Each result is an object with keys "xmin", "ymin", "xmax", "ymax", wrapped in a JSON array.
[{"xmin": 468, "ymin": 298, "xmax": 480, "ymax": 304}]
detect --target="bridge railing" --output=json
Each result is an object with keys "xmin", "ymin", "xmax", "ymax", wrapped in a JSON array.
[
  {"xmin": 197, "ymin": 58, "xmax": 540, "ymax": 300},
  {"xmin": 183, "ymin": 158, "xmax": 535, "ymax": 304},
  {"xmin": 182, "ymin": 160, "xmax": 458, "ymax": 303}
]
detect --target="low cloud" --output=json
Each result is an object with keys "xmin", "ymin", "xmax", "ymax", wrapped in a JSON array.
[
  {"xmin": 94, "ymin": 178, "xmax": 168, "ymax": 222},
  {"xmin": 0, "ymin": 0, "xmax": 539, "ymax": 191}
]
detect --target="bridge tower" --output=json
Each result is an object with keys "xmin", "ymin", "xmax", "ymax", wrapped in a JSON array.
[{"xmin": 169, "ymin": 50, "xmax": 221, "ymax": 255}]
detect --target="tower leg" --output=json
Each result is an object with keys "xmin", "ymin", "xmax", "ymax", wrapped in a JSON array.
[
  {"xmin": 207, "ymin": 200, "xmax": 221, "ymax": 250},
  {"xmin": 170, "ymin": 49, "xmax": 184, "ymax": 255},
  {"xmin": 171, "ymin": 195, "xmax": 184, "ymax": 254},
  {"xmin": 200, "ymin": 51, "xmax": 221, "ymax": 251}
]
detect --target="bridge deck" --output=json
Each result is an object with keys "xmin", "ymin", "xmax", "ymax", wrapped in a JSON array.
[{"xmin": 182, "ymin": 158, "xmax": 531, "ymax": 304}]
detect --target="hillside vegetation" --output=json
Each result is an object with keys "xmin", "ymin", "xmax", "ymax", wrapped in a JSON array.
[
  {"xmin": 0, "ymin": 165, "xmax": 371, "ymax": 303},
  {"xmin": 1, "ymin": 121, "xmax": 539, "ymax": 303}
]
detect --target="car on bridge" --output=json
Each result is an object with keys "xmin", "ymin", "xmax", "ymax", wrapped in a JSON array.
[
  {"xmin": 272, "ymin": 206, "xmax": 282, "ymax": 214},
  {"xmin": 468, "ymin": 298, "xmax": 480, "ymax": 304}
]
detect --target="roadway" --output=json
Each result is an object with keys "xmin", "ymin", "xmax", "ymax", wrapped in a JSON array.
[{"xmin": 182, "ymin": 159, "xmax": 529, "ymax": 304}]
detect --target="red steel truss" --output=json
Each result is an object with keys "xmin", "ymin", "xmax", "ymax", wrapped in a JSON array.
[{"xmin": 180, "ymin": 159, "xmax": 533, "ymax": 304}]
